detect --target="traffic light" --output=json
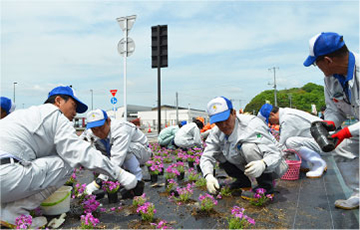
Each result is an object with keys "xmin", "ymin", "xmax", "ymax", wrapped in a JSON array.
[{"xmin": 151, "ymin": 25, "xmax": 168, "ymax": 68}]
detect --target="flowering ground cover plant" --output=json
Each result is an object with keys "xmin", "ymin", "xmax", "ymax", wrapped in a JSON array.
[
  {"xmin": 15, "ymin": 214, "xmax": 32, "ymax": 229},
  {"xmin": 102, "ymin": 180, "xmax": 120, "ymax": 194},
  {"xmin": 148, "ymin": 161, "xmax": 163, "ymax": 175},
  {"xmin": 195, "ymin": 177, "xmax": 207, "ymax": 188},
  {"xmin": 170, "ymin": 183, "xmax": 194, "ymax": 203},
  {"xmin": 65, "ymin": 170, "xmax": 77, "ymax": 185},
  {"xmin": 137, "ymin": 202, "xmax": 157, "ymax": 222},
  {"xmin": 73, "ymin": 183, "xmax": 87, "ymax": 200},
  {"xmin": 165, "ymin": 178, "xmax": 178, "ymax": 192},
  {"xmin": 133, "ymin": 193, "xmax": 147, "ymax": 207},
  {"xmin": 81, "ymin": 194, "xmax": 100, "ymax": 214},
  {"xmin": 198, "ymin": 193, "xmax": 218, "ymax": 212},
  {"xmin": 174, "ymin": 161, "xmax": 185, "ymax": 173},
  {"xmin": 187, "ymin": 168, "xmax": 201, "ymax": 182},
  {"xmin": 165, "ymin": 164, "xmax": 180, "ymax": 179},
  {"xmin": 80, "ymin": 212, "xmax": 100, "ymax": 229},
  {"xmin": 150, "ymin": 220, "xmax": 172, "ymax": 229},
  {"xmin": 228, "ymin": 206, "xmax": 255, "ymax": 229},
  {"xmin": 250, "ymin": 188, "xmax": 273, "ymax": 206}
]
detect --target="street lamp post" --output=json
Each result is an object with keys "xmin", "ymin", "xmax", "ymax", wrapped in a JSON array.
[
  {"xmin": 13, "ymin": 82, "xmax": 17, "ymax": 103},
  {"xmin": 90, "ymin": 89, "xmax": 93, "ymax": 110},
  {"xmin": 116, "ymin": 15, "xmax": 137, "ymax": 121},
  {"xmin": 268, "ymin": 67, "xmax": 279, "ymax": 106}
]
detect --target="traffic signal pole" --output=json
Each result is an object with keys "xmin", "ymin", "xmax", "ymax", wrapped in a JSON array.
[{"xmin": 157, "ymin": 26, "xmax": 161, "ymax": 134}]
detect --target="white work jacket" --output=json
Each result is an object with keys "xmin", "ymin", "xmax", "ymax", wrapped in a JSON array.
[
  {"xmin": 200, "ymin": 115, "xmax": 285, "ymax": 177},
  {"xmin": 0, "ymin": 104, "xmax": 121, "ymax": 179},
  {"xmin": 278, "ymin": 108, "xmax": 321, "ymax": 148},
  {"xmin": 324, "ymin": 52, "xmax": 359, "ymax": 136},
  {"xmin": 82, "ymin": 119, "xmax": 150, "ymax": 167},
  {"xmin": 174, "ymin": 122, "xmax": 203, "ymax": 148}
]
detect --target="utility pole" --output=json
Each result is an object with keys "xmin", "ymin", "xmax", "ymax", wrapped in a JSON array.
[
  {"xmin": 268, "ymin": 67, "xmax": 279, "ymax": 106},
  {"xmin": 176, "ymin": 92, "xmax": 179, "ymax": 125}
]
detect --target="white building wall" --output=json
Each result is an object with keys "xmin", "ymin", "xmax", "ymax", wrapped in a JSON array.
[{"xmin": 138, "ymin": 109, "xmax": 208, "ymax": 131}]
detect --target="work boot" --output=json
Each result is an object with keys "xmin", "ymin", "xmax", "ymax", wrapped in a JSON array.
[
  {"xmin": 0, "ymin": 187, "xmax": 57, "ymax": 228},
  {"xmin": 120, "ymin": 180, "xmax": 144, "ymax": 199},
  {"xmin": 335, "ymin": 192, "xmax": 359, "ymax": 210},
  {"xmin": 241, "ymin": 173, "xmax": 275, "ymax": 200},
  {"xmin": 298, "ymin": 147, "xmax": 327, "ymax": 178}
]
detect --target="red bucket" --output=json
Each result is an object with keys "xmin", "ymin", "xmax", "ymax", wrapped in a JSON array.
[{"xmin": 281, "ymin": 149, "xmax": 301, "ymax": 181}]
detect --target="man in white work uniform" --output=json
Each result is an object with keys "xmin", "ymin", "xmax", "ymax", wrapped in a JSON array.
[
  {"xmin": 82, "ymin": 109, "xmax": 151, "ymax": 199},
  {"xmin": 258, "ymin": 103, "xmax": 327, "ymax": 178},
  {"xmin": 174, "ymin": 119, "xmax": 204, "ymax": 149},
  {"xmin": 0, "ymin": 96, "xmax": 16, "ymax": 119},
  {"xmin": 304, "ymin": 32, "xmax": 359, "ymax": 209},
  {"xmin": 200, "ymin": 96, "xmax": 288, "ymax": 200},
  {"xmin": 0, "ymin": 86, "xmax": 137, "ymax": 228}
]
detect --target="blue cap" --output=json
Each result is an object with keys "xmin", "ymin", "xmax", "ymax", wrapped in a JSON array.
[
  {"xmin": 86, "ymin": 109, "xmax": 108, "ymax": 129},
  {"xmin": 180, "ymin": 120, "xmax": 187, "ymax": 126},
  {"xmin": 0, "ymin": 97, "xmax": 15, "ymax": 115},
  {"xmin": 48, "ymin": 86, "xmax": 88, "ymax": 113},
  {"xmin": 258, "ymin": 103, "xmax": 273, "ymax": 124},
  {"xmin": 207, "ymin": 96, "xmax": 233, "ymax": 124},
  {"xmin": 304, "ymin": 32, "xmax": 345, "ymax": 67}
]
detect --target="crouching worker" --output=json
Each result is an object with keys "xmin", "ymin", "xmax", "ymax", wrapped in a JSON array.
[
  {"xmin": 0, "ymin": 86, "xmax": 137, "ymax": 229},
  {"xmin": 157, "ymin": 123, "xmax": 182, "ymax": 149},
  {"xmin": 174, "ymin": 118, "xmax": 204, "ymax": 149},
  {"xmin": 258, "ymin": 104, "xmax": 327, "ymax": 178},
  {"xmin": 200, "ymin": 96, "xmax": 288, "ymax": 200},
  {"xmin": 82, "ymin": 109, "xmax": 152, "ymax": 199}
]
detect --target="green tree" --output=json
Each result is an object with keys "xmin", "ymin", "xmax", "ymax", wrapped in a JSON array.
[{"xmin": 244, "ymin": 83, "xmax": 325, "ymax": 114}]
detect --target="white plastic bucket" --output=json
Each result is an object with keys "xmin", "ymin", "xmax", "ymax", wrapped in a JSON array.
[{"xmin": 40, "ymin": 186, "xmax": 72, "ymax": 215}]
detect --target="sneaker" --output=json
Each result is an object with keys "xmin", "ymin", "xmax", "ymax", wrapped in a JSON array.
[{"xmin": 241, "ymin": 187, "xmax": 274, "ymax": 201}]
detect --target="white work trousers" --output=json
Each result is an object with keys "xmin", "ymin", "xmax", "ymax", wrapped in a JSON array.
[
  {"xmin": 1, "ymin": 155, "xmax": 72, "ymax": 203},
  {"xmin": 284, "ymin": 136, "xmax": 322, "ymax": 153},
  {"xmin": 333, "ymin": 137, "xmax": 359, "ymax": 194}
]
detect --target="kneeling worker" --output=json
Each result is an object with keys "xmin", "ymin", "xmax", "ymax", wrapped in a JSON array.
[
  {"xmin": 0, "ymin": 86, "xmax": 136, "ymax": 228},
  {"xmin": 200, "ymin": 96, "xmax": 288, "ymax": 199},
  {"xmin": 83, "ymin": 109, "xmax": 152, "ymax": 199}
]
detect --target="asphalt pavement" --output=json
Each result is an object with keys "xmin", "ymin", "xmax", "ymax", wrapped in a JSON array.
[{"xmin": 55, "ymin": 150, "xmax": 359, "ymax": 229}]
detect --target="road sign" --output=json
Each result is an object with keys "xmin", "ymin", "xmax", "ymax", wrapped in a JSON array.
[
  {"xmin": 110, "ymin": 89, "xmax": 118, "ymax": 97},
  {"xmin": 117, "ymin": 38, "xmax": 135, "ymax": 57},
  {"xmin": 110, "ymin": 97, "xmax": 118, "ymax": 104}
]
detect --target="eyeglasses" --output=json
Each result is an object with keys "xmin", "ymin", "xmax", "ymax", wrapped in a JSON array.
[{"xmin": 312, "ymin": 56, "xmax": 325, "ymax": 67}]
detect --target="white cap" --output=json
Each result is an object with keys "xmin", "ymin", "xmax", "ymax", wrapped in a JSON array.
[
  {"xmin": 86, "ymin": 109, "xmax": 108, "ymax": 129},
  {"xmin": 207, "ymin": 96, "xmax": 233, "ymax": 124}
]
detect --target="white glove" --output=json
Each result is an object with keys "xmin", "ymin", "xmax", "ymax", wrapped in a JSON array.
[
  {"xmin": 244, "ymin": 160, "xmax": 266, "ymax": 178},
  {"xmin": 98, "ymin": 174, "xmax": 109, "ymax": 181},
  {"xmin": 85, "ymin": 181, "xmax": 100, "ymax": 195},
  {"xmin": 117, "ymin": 169, "xmax": 137, "ymax": 190},
  {"xmin": 205, "ymin": 174, "xmax": 220, "ymax": 194}
]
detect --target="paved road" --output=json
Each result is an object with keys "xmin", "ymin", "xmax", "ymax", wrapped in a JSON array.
[{"xmin": 56, "ymin": 152, "xmax": 359, "ymax": 229}]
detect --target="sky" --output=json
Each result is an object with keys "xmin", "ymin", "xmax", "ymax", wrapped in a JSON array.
[{"xmin": 1, "ymin": 0, "xmax": 359, "ymax": 115}]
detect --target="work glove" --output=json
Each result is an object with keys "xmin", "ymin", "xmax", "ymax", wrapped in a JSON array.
[
  {"xmin": 244, "ymin": 160, "xmax": 266, "ymax": 178},
  {"xmin": 331, "ymin": 126, "xmax": 352, "ymax": 148},
  {"xmin": 320, "ymin": 120, "xmax": 336, "ymax": 131},
  {"xmin": 85, "ymin": 181, "xmax": 101, "ymax": 195},
  {"xmin": 205, "ymin": 174, "xmax": 220, "ymax": 194},
  {"xmin": 117, "ymin": 169, "xmax": 137, "ymax": 190}
]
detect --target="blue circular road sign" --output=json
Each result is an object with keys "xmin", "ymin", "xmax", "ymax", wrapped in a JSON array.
[{"xmin": 110, "ymin": 97, "xmax": 118, "ymax": 104}]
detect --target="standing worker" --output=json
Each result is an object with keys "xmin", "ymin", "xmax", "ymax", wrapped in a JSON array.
[
  {"xmin": 82, "ymin": 109, "xmax": 152, "ymax": 199},
  {"xmin": 0, "ymin": 96, "xmax": 16, "ymax": 119},
  {"xmin": 200, "ymin": 96, "xmax": 288, "ymax": 199},
  {"xmin": 258, "ymin": 104, "xmax": 327, "ymax": 178},
  {"xmin": 0, "ymin": 86, "xmax": 137, "ymax": 228},
  {"xmin": 304, "ymin": 32, "xmax": 359, "ymax": 209}
]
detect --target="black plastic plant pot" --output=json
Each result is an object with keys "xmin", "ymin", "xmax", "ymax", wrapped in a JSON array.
[
  {"xmin": 188, "ymin": 161, "xmax": 195, "ymax": 168},
  {"xmin": 196, "ymin": 165, "xmax": 202, "ymax": 173},
  {"xmin": 150, "ymin": 174, "xmax": 158, "ymax": 183},
  {"xmin": 107, "ymin": 192, "xmax": 119, "ymax": 204},
  {"xmin": 177, "ymin": 172, "xmax": 185, "ymax": 181},
  {"xmin": 93, "ymin": 190, "xmax": 105, "ymax": 200}
]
